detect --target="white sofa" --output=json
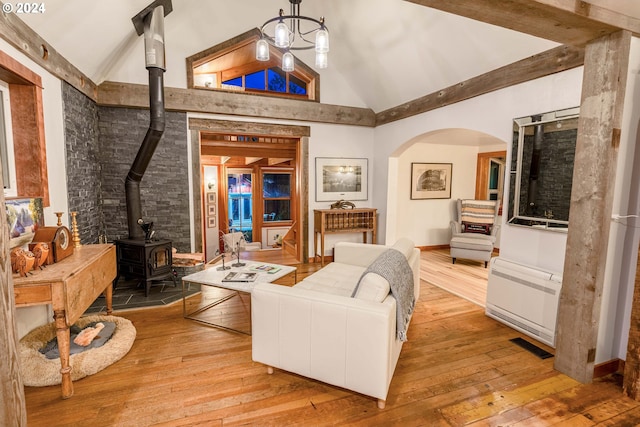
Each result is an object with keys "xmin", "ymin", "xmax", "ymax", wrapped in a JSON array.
[{"xmin": 251, "ymin": 238, "xmax": 420, "ymax": 408}]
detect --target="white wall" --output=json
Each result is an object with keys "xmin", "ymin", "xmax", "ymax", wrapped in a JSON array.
[
  {"xmin": 0, "ymin": 38, "xmax": 70, "ymax": 339},
  {"xmin": 374, "ymin": 66, "xmax": 584, "ymax": 276},
  {"xmin": 203, "ymin": 165, "xmax": 219, "ymax": 261},
  {"xmin": 394, "ymin": 142, "xmax": 479, "ymax": 246}
]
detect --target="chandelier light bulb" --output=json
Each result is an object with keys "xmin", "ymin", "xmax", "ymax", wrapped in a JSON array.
[
  {"xmin": 256, "ymin": 39, "xmax": 270, "ymax": 61},
  {"xmin": 315, "ymin": 28, "xmax": 329, "ymax": 53},
  {"xmin": 259, "ymin": 2, "xmax": 329, "ymax": 69},
  {"xmin": 315, "ymin": 51, "xmax": 327, "ymax": 69},
  {"xmin": 282, "ymin": 51, "xmax": 294, "ymax": 72},
  {"xmin": 274, "ymin": 20, "xmax": 290, "ymax": 48}
]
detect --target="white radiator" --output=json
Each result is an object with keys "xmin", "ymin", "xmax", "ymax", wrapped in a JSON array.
[{"xmin": 485, "ymin": 257, "xmax": 562, "ymax": 348}]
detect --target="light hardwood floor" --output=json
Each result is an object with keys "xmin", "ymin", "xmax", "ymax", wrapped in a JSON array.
[{"xmin": 23, "ymin": 250, "xmax": 640, "ymax": 426}]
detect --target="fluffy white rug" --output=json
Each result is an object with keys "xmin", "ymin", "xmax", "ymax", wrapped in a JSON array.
[{"xmin": 19, "ymin": 315, "xmax": 136, "ymax": 387}]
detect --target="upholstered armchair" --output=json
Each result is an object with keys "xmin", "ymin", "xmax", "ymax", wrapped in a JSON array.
[{"xmin": 449, "ymin": 199, "xmax": 500, "ymax": 267}]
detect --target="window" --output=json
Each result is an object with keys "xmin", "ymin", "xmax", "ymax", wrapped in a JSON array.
[
  {"xmin": 187, "ymin": 29, "xmax": 319, "ymax": 101},
  {"xmin": 0, "ymin": 80, "xmax": 16, "ymax": 197},
  {"xmin": 488, "ymin": 158, "xmax": 505, "ymax": 201},
  {"xmin": 263, "ymin": 172, "xmax": 292, "ymax": 222},
  {"xmin": 227, "ymin": 171, "xmax": 253, "ymax": 240}
]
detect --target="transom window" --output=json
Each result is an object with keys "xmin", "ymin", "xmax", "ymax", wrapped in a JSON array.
[{"xmin": 186, "ymin": 29, "xmax": 319, "ymax": 101}]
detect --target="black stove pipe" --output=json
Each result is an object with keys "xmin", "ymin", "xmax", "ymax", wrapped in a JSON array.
[{"xmin": 125, "ymin": 3, "xmax": 169, "ymax": 240}]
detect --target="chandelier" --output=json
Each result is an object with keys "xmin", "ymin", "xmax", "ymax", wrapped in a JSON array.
[{"xmin": 256, "ymin": 0, "xmax": 329, "ymax": 72}]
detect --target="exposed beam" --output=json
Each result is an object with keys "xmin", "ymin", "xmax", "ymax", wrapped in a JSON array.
[
  {"xmin": 0, "ymin": 1, "xmax": 96, "ymax": 100},
  {"xmin": 554, "ymin": 30, "xmax": 631, "ymax": 383},
  {"xmin": 245, "ymin": 157, "xmax": 263, "ymax": 165},
  {"xmin": 268, "ymin": 158, "xmax": 293, "ymax": 166},
  {"xmin": 376, "ymin": 44, "xmax": 584, "ymax": 126},
  {"xmin": 404, "ymin": 0, "xmax": 639, "ymax": 46},
  {"xmin": 201, "ymin": 145, "xmax": 295, "ymax": 158},
  {"xmin": 98, "ymin": 81, "xmax": 376, "ymax": 127},
  {"xmin": 190, "ymin": 118, "xmax": 311, "ymax": 137}
]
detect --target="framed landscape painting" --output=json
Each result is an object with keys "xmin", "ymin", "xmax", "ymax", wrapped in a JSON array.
[
  {"xmin": 6, "ymin": 197, "xmax": 44, "ymax": 248},
  {"xmin": 411, "ymin": 163, "xmax": 452, "ymax": 200},
  {"xmin": 316, "ymin": 157, "xmax": 368, "ymax": 202}
]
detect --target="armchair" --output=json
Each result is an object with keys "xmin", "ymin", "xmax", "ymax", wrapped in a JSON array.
[{"xmin": 449, "ymin": 199, "xmax": 500, "ymax": 267}]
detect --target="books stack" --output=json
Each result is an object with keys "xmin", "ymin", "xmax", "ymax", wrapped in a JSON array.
[
  {"xmin": 250, "ymin": 264, "xmax": 282, "ymax": 274},
  {"xmin": 222, "ymin": 272, "xmax": 257, "ymax": 282}
]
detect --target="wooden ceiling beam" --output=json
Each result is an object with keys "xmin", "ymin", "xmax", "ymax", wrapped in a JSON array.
[
  {"xmin": 200, "ymin": 139, "xmax": 298, "ymax": 150},
  {"xmin": 376, "ymin": 44, "xmax": 584, "ymax": 126},
  {"xmin": 404, "ymin": 0, "xmax": 639, "ymax": 46},
  {"xmin": 245, "ymin": 157, "xmax": 263, "ymax": 164},
  {"xmin": 200, "ymin": 145, "xmax": 295, "ymax": 158},
  {"xmin": 0, "ymin": 1, "xmax": 97, "ymax": 100},
  {"xmin": 268, "ymin": 158, "xmax": 293, "ymax": 166},
  {"xmin": 98, "ymin": 81, "xmax": 376, "ymax": 127}
]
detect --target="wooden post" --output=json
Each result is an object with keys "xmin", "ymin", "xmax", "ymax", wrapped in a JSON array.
[
  {"xmin": 624, "ymin": 240, "xmax": 640, "ymax": 399},
  {"xmin": 0, "ymin": 173, "xmax": 27, "ymax": 423},
  {"xmin": 554, "ymin": 30, "xmax": 631, "ymax": 383}
]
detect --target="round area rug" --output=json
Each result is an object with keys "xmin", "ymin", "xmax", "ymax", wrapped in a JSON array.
[{"xmin": 19, "ymin": 315, "xmax": 136, "ymax": 387}]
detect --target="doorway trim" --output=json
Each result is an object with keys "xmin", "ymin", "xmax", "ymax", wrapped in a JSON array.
[{"xmin": 188, "ymin": 117, "xmax": 310, "ymax": 262}]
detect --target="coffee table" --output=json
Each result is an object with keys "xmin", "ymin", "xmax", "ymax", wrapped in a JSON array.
[{"xmin": 181, "ymin": 259, "xmax": 296, "ymax": 334}]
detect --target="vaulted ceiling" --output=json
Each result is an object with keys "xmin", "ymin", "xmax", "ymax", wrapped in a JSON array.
[{"xmin": 16, "ymin": 0, "xmax": 640, "ymax": 113}]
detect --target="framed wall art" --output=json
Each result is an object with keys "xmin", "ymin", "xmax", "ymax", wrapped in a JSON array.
[
  {"xmin": 207, "ymin": 192, "xmax": 216, "ymax": 204},
  {"xmin": 6, "ymin": 197, "xmax": 44, "ymax": 248},
  {"xmin": 315, "ymin": 157, "xmax": 368, "ymax": 202},
  {"xmin": 208, "ymin": 216, "xmax": 216, "ymax": 228},
  {"xmin": 411, "ymin": 163, "xmax": 452, "ymax": 200}
]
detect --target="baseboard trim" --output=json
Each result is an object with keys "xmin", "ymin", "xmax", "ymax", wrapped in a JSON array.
[
  {"xmin": 419, "ymin": 245, "xmax": 449, "ymax": 251},
  {"xmin": 593, "ymin": 359, "xmax": 624, "ymax": 379}
]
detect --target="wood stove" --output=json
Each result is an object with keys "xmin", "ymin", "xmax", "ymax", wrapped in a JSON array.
[
  {"xmin": 115, "ymin": 2, "xmax": 176, "ymax": 298},
  {"xmin": 114, "ymin": 238, "xmax": 175, "ymax": 297}
]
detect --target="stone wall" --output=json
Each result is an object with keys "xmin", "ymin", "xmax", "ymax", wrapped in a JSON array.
[
  {"xmin": 62, "ymin": 82, "xmax": 101, "ymax": 243},
  {"xmin": 98, "ymin": 106, "xmax": 190, "ymax": 252},
  {"xmin": 516, "ymin": 127, "xmax": 576, "ymax": 222}
]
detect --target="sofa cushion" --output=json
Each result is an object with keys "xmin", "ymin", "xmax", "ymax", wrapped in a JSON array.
[
  {"xmin": 295, "ymin": 263, "xmax": 366, "ymax": 297},
  {"xmin": 353, "ymin": 272, "xmax": 390, "ymax": 303},
  {"xmin": 391, "ymin": 238, "xmax": 415, "ymax": 259}
]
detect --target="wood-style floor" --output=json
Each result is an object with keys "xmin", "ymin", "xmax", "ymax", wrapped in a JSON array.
[{"xmin": 23, "ymin": 249, "xmax": 640, "ymax": 426}]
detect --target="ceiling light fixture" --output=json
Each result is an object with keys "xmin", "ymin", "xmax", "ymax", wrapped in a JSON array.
[{"xmin": 256, "ymin": 0, "xmax": 329, "ymax": 72}]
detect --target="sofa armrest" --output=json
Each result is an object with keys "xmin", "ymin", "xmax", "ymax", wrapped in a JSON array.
[
  {"xmin": 251, "ymin": 282, "xmax": 398, "ymax": 401},
  {"xmin": 450, "ymin": 220, "xmax": 461, "ymax": 235}
]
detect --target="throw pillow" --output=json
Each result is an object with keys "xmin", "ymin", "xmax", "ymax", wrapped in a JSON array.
[{"xmin": 462, "ymin": 221, "xmax": 491, "ymax": 235}]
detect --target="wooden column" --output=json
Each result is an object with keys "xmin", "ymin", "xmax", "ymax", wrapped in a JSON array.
[
  {"xmin": 554, "ymin": 30, "xmax": 631, "ymax": 383},
  {"xmin": 624, "ymin": 240, "xmax": 640, "ymax": 399},
  {"xmin": 0, "ymin": 176, "xmax": 27, "ymax": 423}
]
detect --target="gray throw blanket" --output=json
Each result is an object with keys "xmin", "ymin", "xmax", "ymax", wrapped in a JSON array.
[{"xmin": 351, "ymin": 249, "xmax": 415, "ymax": 341}]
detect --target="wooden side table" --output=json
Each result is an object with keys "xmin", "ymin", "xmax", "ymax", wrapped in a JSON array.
[{"xmin": 13, "ymin": 244, "xmax": 116, "ymax": 399}]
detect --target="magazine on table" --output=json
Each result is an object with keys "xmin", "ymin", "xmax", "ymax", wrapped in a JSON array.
[
  {"xmin": 250, "ymin": 264, "xmax": 282, "ymax": 274},
  {"xmin": 222, "ymin": 271, "xmax": 258, "ymax": 282}
]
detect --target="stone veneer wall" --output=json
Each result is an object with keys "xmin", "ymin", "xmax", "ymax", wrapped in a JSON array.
[
  {"xmin": 98, "ymin": 106, "xmax": 190, "ymax": 252},
  {"xmin": 62, "ymin": 82, "xmax": 101, "ymax": 243},
  {"xmin": 516, "ymin": 127, "xmax": 577, "ymax": 221}
]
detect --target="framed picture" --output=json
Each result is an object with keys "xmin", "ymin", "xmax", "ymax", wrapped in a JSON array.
[
  {"xmin": 208, "ymin": 216, "xmax": 216, "ymax": 228},
  {"xmin": 6, "ymin": 198, "xmax": 44, "ymax": 248},
  {"xmin": 411, "ymin": 163, "xmax": 452, "ymax": 200},
  {"xmin": 207, "ymin": 192, "xmax": 216, "ymax": 204},
  {"xmin": 315, "ymin": 157, "xmax": 368, "ymax": 202},
  {"xmin": 208, "ymin": 204, "xmax": 216, "ymax": 216}
]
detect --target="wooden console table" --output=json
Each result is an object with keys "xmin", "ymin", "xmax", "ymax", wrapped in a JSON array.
[
  {"xmin": 13, "ymin": 244, "xmax": 116, "ymax": 399},
  {"xmin": 313, "ymin": 208, "xmax": 377, "ymax": 266}
]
